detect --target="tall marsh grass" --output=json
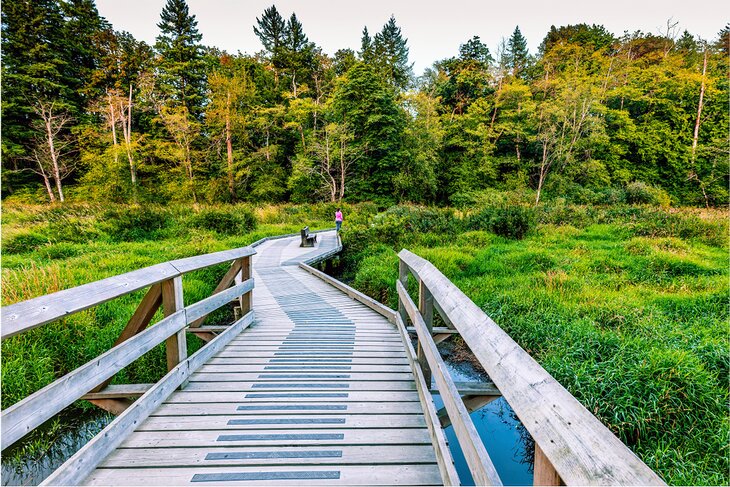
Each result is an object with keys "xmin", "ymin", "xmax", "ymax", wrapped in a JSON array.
[{"xmin": 340, "ymin": 204, "xmax": 729, "ymax": 485}]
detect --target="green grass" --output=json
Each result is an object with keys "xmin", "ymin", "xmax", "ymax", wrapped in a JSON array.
[{"xmin": 341, "ymin": 207, "xmax": 729, "ymax": 486}]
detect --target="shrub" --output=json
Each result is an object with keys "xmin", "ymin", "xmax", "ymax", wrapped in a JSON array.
[
  {"xmin": 39, "ymin": 242, "xmax": 80, "ymax": 260},
  {"xmin": 190, "ymin": 207, "xmax": 257, "ymax": 235},
  {"xmin": 3, "ymin": 231, "xmax": 50, "ymax": 254},
  {"xmin": 626, "ymin": 181, "xmax": 671, "ymax": 207},
  {"xmin": 102, "ymin": 206, "xmax": 170, "ymax": 242},
  {"xmin": 468, "ymin": 205, "xmax": 534, "ymax": 239}
]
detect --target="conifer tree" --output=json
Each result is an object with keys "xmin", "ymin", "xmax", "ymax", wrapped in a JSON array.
[
  {"xmin": 507, "ymin": 26, "xmax": 529, "ymax": 78},
  {"xmin": 368, "ymin": 16, "xmax": 412, "ymax": 90},
  {"xmin": 254, "ymin": 5, "xmax": 287, "ymax": 56},
  {"xmin": 155, "ymin": 0, "xmax": 206, "ymax": 116},
  {"xmin": 359, "ymin": 27, "xmax": 373, "ymax": 62}
]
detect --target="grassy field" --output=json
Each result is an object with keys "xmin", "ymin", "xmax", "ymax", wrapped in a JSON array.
[
  {"xmin": 341, "ymin": 205, "xmax": 728, "ymax": 485},
  {"xmin": 1, "ymin": 202, "xmax": 727, "ymax": 484}
]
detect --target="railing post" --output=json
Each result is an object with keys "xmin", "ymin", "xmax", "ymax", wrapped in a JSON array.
[
  {"xmin": 239, "ymin": 255, "xmax": 252, "ymax": 315},
  {"xmin": 162, "ymin": 276, "xmax": 187, "ymax": 374},
  {"xmin": 398, "ymin": 258, "xmax": 409, "ymax": 325},
  {"xmin": 534, "ymin": 443, "xmax": 562, "ymax": 486},
  {"xmin": 418, "ymin": 280, "xmax": 434, "ymax": 386}
]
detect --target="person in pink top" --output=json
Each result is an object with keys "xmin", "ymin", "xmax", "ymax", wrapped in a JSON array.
[{"xmin": 335, "ymin": 208, "xmax": 343, "ymax": 232}]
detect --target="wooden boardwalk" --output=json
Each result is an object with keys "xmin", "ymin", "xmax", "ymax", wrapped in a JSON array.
[{"xmin": 83, "ymin": 231, "xmax": 442, "ymax": 485}]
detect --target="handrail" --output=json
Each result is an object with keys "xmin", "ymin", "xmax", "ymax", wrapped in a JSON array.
[
  {"xmin": 1, "ymin": 277, "xmax": 254, "ymax": 451},
  {"xmin": 1, "ymin": 241, "xmax": 258, "ymax": 451},
  {"xmin": 398, "ymin": 249, "xmax": 666, "ymax": 486},
  {"xmin": 398, "ymin": 279, "xmax": 502, "ymax": 486},
  {"xmin": 1, "ymin": 245, "xmax": 257, "ymax": 339}
]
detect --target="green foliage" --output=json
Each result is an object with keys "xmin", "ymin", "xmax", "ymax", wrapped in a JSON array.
[
  {"xmin": 3, "ymin": 231, "xmax": 51, "ymax": 255},
  {"xmin": 189, "ymin": 207, "xmax": 257, "ymax": 235},
  {"xmin": 102, "ymin": 206, "xmax": 170, "ymax": 242},
  {"xmin": 626, "ymin": 181, "xmax": 672, "ymax": 207},
  {"xmin": 468, "ymin": 205, "xmax": 534, "ymax": 239}
]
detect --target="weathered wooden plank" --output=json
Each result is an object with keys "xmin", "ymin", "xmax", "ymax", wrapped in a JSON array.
[
  {"xmin": 205, "ymin": 357, "xmax": 411, "ymax": 365},
  {"xmin": 225, "ymin": 344, "xmax": 406, "ymax": 351},
  {"xmin": 119, "ymin": 428, "xmax": 433, "ymax": 448},
  {"xmin": 214, "ymin": 350, "xmax": 406, "ymax": 359},
  {"xmin": 182, "ymin": 380, "xmax": 417, "ymax": 392},
  {"xmin": 399, "ymin": 280, "xmax": 502, "ymax": 486},
  {"xmin": 197, "ymin": 364, "xmax": 412, "ymax": 374},
  {"xmin": 299, "ymin": 263, "xmax": 396, "ymax": 323},
  {"xmin": 83, "ymin": 464, "xmax": 442, "ymax": 486},
  {"xmin": 166, "ymin": 390, "xmax": 420, "ymax": 403},
  {"xmin": 1, "ymin": 311, "xmax": 186, "ymax": 451},
  {"xmin": 1, "ymin": 262, "xmax": 178, "ymax": 339},
  {"xmin": 394, "ymin": 313, "xmax": 460, "ymax": 486},
  {"xmin": 1, "ymin": 246, "xmax": 256, "ymax": 340},
  {"xmin": 82, "ymin": 384, "xmax": 154, "ymax": 400},
  {"xmin": 406, "ymin": 326, "xmax": 458, "ymax": 335},
  {"xmin": 163, "ymin": 277, "xmax": 187, "ymax": 373},
  {"xmin": 188, "ymin": 372, "xmax": 414, "ymax": 382},
  {"xmin": 139, "ymin": 414, "xmax": 427, "ymax": 430},
  {"xmin": 399, "ymin": 249, "xmax": 666, "ymax": 486},
  {"xmin": 153, "ymin": 401, "xmax": 426, "ymax": 416},
  {"xmin": 185, "ymin": 279, "xmax": 254, "ymax": 323},
  {"xmin": 40, "ymin": 311, "xmax": 255, "ymax": 486},
  {"xmin": 168, "ymin": 246, "xmax": 256, "ymax": 274},
  {"xmin": 100, "ymin": 445, "xmax": 437, "ymax": 468}
]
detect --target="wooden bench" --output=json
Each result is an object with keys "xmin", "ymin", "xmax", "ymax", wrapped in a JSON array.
[{"xmin": 300, "ymin": 226, "xmax": 317, "ymax": 247}]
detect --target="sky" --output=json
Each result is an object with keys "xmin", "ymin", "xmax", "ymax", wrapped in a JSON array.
[{"xmin": 96, "ymin": 0, "xmax": 727, "ymax": 75}]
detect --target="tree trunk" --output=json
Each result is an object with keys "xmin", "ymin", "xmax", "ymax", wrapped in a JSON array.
[
  {"xmin": 225, "ymin": 90, "xmax": 235, "ymax": 201},
  {"xmin": 535, "ymin": 142, "xmax": 549, "ymax": 206},
  {"xmin": 124, "ymin": 84, "xmax": 137, "ymax": 187},
  {"xmin": 339, "ymin": 138, "xmax": 346, "ymax": 201},
  {"xmin": 108, "ymin": 93, "xmax": 119, "ymax": 167},
  {"xmin": 691, "ymin": 48, "xmax": 708, "ymax": 165},
  {"xmin": 45, "ymin": 116, "xmax": 65, "ymax": 203},
  {"xmin": 41, "ymin": 170, "xmax": 56, "ymax": 203}
]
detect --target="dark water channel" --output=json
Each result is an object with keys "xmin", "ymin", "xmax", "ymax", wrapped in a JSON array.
[
  {"xmin": 1, "ymin": 412, "xmax": 113, "ymax": 486},
  {"xmin": 436, "ymin": 359, "xmax": 534, "ymax": 486}
]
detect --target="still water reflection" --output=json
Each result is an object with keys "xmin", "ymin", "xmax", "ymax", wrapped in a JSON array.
[
  {"xmin": 434, "ymin": 361, "xmax": 534, "ymax": 486},
  {"xmin": 1, "ymin": 413, "xmax": 113, "ymax": 486}
]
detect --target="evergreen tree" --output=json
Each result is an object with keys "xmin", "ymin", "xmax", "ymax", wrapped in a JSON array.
[
  {"xmin": 540, "ymin": 24, "xmax": 615, "ymax": 53},
  {"xmin": 459, "ymin": 36, "xmax": 493, "ymax": 64},
  {"xmin": 359, "ymin": 27, "xmax": 373, "ymax": 62},
  {"xmin": 2, "ymin": 0, "xmax": 64, "ymax": 164},
  {"xmin": 369, "ymin": 16, "xmax": 412, "ymax": 90},
  {"xmin": 253, "ymin": 5, "xmax": 287, "ymax": 56},
  {"xmin": 155, "ymin": 0, "xmax": 206, "ymax": 116},
  {"xmin": 286, "ymin": 13, "xmax": 308, "ymax": 51},
  {"xmin": 61, "ymin": 0, "xmax": 109, "ymax": 106},
  {"xmin": 507, "ymin": 26, "xmax": 529, "ymax": 78},
  {"xmin": 332, "ymin": 62, "xmax": 406, "ymax": 201}
]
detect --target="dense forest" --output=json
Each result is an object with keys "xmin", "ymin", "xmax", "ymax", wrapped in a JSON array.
[{"xmin": 2, "ymin": 0, "xmax": 729, "ymax": 207}]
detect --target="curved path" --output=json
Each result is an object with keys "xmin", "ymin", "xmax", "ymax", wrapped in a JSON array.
[{"xmin": 83, "ymin": 231, "xmax": 441, "ymax": 485}]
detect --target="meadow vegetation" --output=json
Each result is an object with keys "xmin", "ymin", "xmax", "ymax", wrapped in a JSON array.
[
  {"xmin": 340, "ymin": 203, "xmax": 728, "ymax": 485},
  {"xmin": 1, "ymin": 200, "xmax": 727, "ymax": 485}
]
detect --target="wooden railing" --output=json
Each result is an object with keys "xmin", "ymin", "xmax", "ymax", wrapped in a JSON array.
[
  {"xmin": 0, "ymin": 246, "xmax": 256, "ymax": 452},
  {"xmin": 397, "ymin": 249, "xmax": 665, "ymax": 486}
]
